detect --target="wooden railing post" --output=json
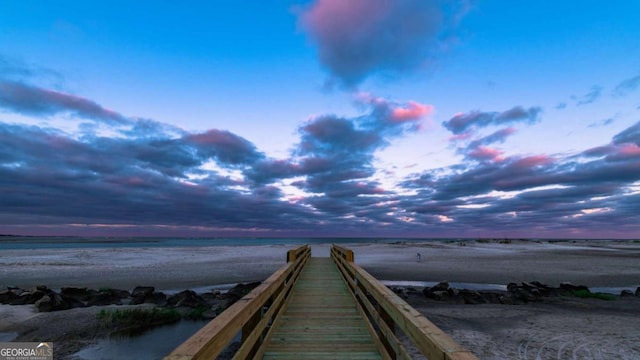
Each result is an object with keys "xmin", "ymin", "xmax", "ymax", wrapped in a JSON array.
[
  {"xmin": 330, "ymin": 244, "xmax": 479, "ymax": 360},
  {"xmin": 379, "ymin": 304, "xmax": 396, "ymax": 360},
  {"xmin": 164, "ymin": 244, "xmax": 311, "ymax": 360}
]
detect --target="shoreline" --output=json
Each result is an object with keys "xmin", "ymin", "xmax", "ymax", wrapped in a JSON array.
[{"xmin": 2, "ymin": 239, "xmax": 640, "ymax": 289}]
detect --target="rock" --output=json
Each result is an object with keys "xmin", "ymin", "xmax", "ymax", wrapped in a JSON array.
[
  {"xmin": 432, "ymin": 281, "xmax": 450, "ymax": 292},
  {"xmin": 620, "ymin": 290, "xmax": 634, "ymax": 297},
  {"xmin": 507, "ymin": 283, "xmax": 539, "ymax": 303},
  {"xmin": 10, "ymin": 290, "xmax": 46, "ymax": 305},
  {"xmin": 149, "ymin": 292, "xmax": 167, "ymax": 306},
  {"xmin": 61, "ymin": 287, "xmax": 93, "ymax": 301},
  {"xmin": 558, "ymin": 282, "xmax": 590, "ymax": 294},
  {"xmin": 423, "ymin": 282, "xmax": 451, "ymax": 300},
  {"xmin": 167, "ymin": 290, "xmax": 208, "ymax": 308},
  {"xmin": 499, "ymin": 295, "xmax": 514, "ymax": 305},
  {"xmin": 426, "ymin": 290, "xmax": 449, "ymax": 301},
  {"xmin": 35, "ymin": 292, "xmax": 70, "ymax": 312},
  {"xmin": 201, "ymin": 307, "xmax": 222, "ymax": 319},
  {"xmin": 200, "ymin": 292, "xmax": 219, "ymax": 305},
  {"xmin": 218, "ymin": 282, "xmax": 261, "ymax": 307},
  {"xmin": 132, "ymin": 286, "xmax": 155, "ymax": 298},
  {"xmin": 226, "ymin": 282, "xmax": 261, "ymax": 301},
  {"xmin": 131, "ymin": 286, "xmax": 155, "ymax": 305},
  {"xmin": 460, "ymin": 290, "xmax": 487, "ymax": 305},
  {"xmin": 0, "ymin": 289, "xmax": 19, "ymax": 304}
]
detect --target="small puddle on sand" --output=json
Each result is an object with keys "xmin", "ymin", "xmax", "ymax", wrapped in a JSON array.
[{"xmin": 74, "ymin": 320, "xmax": 208, "ymax": 360}]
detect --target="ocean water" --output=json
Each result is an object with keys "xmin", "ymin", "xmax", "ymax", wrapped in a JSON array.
[{"xmin": 0, "ymin": 236, "xmax": 445, "ymax": 250}]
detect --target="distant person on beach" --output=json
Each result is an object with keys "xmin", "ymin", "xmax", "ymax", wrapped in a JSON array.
[{"xmin": 417, "ymin": 252, "xmax": 421, "ymax": 262}]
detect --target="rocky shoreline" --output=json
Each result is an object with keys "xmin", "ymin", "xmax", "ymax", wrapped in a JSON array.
[
  {"xmin": 0, "ymin": 282, "xmax": 260, "ymax": 318},
  {"xmin": 392, "ymin": 281, "xmax": 640, "ymax": 305}
]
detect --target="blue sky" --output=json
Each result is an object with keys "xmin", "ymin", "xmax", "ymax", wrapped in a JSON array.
[{"xmin": 1, "ymin": 0, "xmax": 639, "ymax": 238}]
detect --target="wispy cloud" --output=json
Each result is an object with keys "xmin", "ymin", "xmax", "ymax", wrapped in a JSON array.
[
  {"xmin": 575, "ymin": 85, "xmax": 603, "ymax": 106},
  {"xmin": 0, "ymin": 79, "xmax": 130, "ymax": 126},
  {"xmin": 442, "ymin": 106, "xmax": 541, "ymax": 134},
  {"xmin": 613, "ymin": 74, "xmax": 640, "ymax": 97}
]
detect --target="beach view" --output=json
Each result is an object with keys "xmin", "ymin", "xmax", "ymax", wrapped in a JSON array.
[{"xmin": 1, "ymin": 1, "xmax": 640, "ymax": 359}]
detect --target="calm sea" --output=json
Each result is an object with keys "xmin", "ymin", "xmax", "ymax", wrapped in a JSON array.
[{"xmin": 0, "ymin": 236, "xmax": 453, "ymax": 250}]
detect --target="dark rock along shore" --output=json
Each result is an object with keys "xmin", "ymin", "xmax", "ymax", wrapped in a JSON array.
[
  {"xmin": 0, "ymin": 282, "xmax": 261, "ymax": 318},
  {"xmin": 391, "ymin": 281, "xmax": 640, "ymax": 305}
]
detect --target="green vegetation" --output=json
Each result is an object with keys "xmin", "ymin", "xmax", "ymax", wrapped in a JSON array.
[
  {"xmin": 571, "ymin": 289, "xmax": 616, "ymax": 301},
  {"xmin": 98, "ymin": 307, "xmax": 181, "ymax": 328},
  {"xmin": 185, "ymin": 306, "xmax": 209, "ymax": 320}
]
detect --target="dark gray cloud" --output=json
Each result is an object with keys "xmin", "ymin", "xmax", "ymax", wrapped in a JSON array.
[
  {"xmin": 612, "ymin": 120, "xmax": 640, "ymax": 145},
  {"xmin": 442, "ymin": 106, "xmax": 541, "ymax": 134},
  {"xmin": 298, "ymin": 0, "xmax": 472, "ymax": 87},
  {"xmin": 186, "ymin": 129, "xmax": 264, "ymax": 165},
  {"xmin": 1, "ymin": 76, "xmax": 639, "ymax": 237},
  {"xmin": 0, "ymin": 79, "xmax": 130, "ymax": 125}
]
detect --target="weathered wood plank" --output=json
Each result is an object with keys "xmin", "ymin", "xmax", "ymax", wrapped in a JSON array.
[
  {"xmin": 164, "ymin": 245, "xmax": 310, "ymax": 360},
  {"xmin": 331, "ymin": 245, "xmax": 479, "ymax": 360},
  {"xmin": 261, "ymin": 258, "xmax": 383, "ymax": 359}
]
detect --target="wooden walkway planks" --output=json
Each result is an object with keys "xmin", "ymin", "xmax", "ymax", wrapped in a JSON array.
[{"xmin": 261, "ymin": 257, "xmax": 383, "ymax": 360}]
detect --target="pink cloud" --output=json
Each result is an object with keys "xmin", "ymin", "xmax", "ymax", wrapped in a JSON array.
[
  {"xmin": 354, "ymin": 92, "xmax": 433, "ymax": 126},
  {"xmin": 512, "ymin": 155, "xmax": 554, "ymax": 169},
  {"xmin": 468, "ymin": 146, "xmax": 504, "ymax": 162},
  {"xmin": 618, "ymin": 143, "xmax": 640, "ymax": 156},
  {"xmin": 390, "ymin": 101, "xmax": 434, "ymax": 122},
  {"xmin": 608, "ymin": 143, "xmax": 640, "ymax": 161},
  {"xmin": 448, "ymin": 132, "xmax": 473, "ymax": 142}
]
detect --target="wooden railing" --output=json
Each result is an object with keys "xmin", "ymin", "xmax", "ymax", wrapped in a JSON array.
[
  {"xmin": 164, "ymin": 245, "xmax": 311, "ymax": 360},
  {"xmin": 331, "ymin": 245, "xmax": 479, "ymax": 360}
]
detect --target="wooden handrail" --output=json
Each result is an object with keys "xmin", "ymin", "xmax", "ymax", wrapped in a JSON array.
[
  {"xmin": 164, "ymin": 244, "xmax": 311, "ymax": 360},
  {"xmin": 331, "ymin": 245, "xmax": 479, "ymax": 360}
]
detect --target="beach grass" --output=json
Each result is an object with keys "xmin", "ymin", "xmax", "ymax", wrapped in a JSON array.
[
  {"xmin": 571, "ymin": 289, "xmax": 616, "ymax": 301},
  {"xmin": 97, "ymin": 307, "xmax": 181, "ymax": 328}
]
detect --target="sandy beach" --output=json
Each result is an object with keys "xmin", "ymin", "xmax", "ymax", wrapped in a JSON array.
[{"xmin": 1, "ymin": 239, "xmax": 640, "ymax": 359}]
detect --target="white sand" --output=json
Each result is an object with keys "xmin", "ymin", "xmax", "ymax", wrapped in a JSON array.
[{"xmin": 3, "ymin": 240, "xmax": 638, "ymax": 289}]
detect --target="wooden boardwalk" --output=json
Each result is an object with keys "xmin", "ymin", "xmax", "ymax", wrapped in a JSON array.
[
  {"xmin": 165, "ymin": 245, "xmax": 478, "ymax": 360},
  {"xmin": 261, "ymin": 257, "xmax": 383, "ymax": 359}
]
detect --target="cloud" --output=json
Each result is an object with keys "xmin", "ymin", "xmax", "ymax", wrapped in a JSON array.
[
  {"xmin": 0, "ymin": 55, "xmax": 63, "ymax": 85},
  {"xmin": 467, "ymin": 127, "xmax": 517, "ymax": 148},
  {"xmin": 612, "ymin": 120, "xmax": 640, "ymax": 146},
  {"xmin": 466, "ymin": 146, "xmax": 504, "ymax": 163},
  {"xmin": 186, "ymin": 129, "xmax": 263, "ymax": 165},
  {"xmin": 291, "ymin": 95, "xmax": 429, "ymax": 201},
  {"xmin": 588, "ymin": 118, "xmax": 614, "ymax": 128},
  {"xmin": 613, "ymin": 74, "xmax": 640, "ymax": 97},
  {"xmin": 575, "ymin": 85, "xmax": 603, "ymax": 106},
  {"xmin": 1, "ymin": 78, "xmax": 639, "ymax": 237},
  {"xmin": 0, "ymin": 79, "xmax": 130, "ymax": 125},
  {"xmin": 298, "ymin": 0, "xmax": 472, "ymax": 87},
  {"xmin": 443, "ymin": 106, "xmax": 541, "ymax": 134},
  {"xmin": 390, "ymin": 101, "xmax": 434, "ymax": 123}
]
